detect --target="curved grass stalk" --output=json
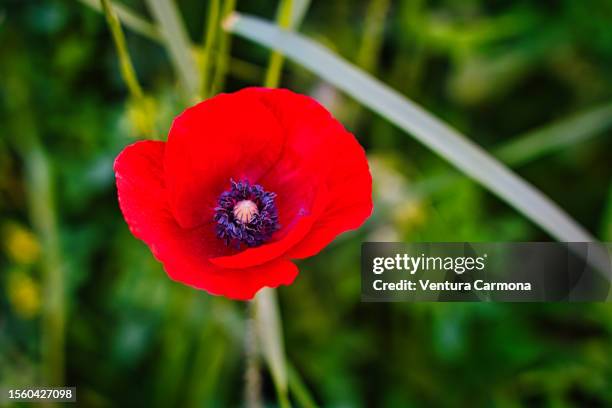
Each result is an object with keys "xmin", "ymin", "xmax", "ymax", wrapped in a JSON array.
[
  {"xmin": 224, "ymin": 13, "xmax": 595, "ymax": 245},
  {"xmin": 356, "ymin": 0, "xmax": 391, "ymax": 73},
  {"xmin": 100, "ymin": 0, "xmax": 143, "ymax": 99},
  {"xmin": 412, "ymin": 101, "xmax": 612, "ymax": 196},
  {"xmin": 344, "ymin": 0, "xmax": 391, "ymax": 129},
  {"xmin": 287, "ymin": 362, "xmax": 319, "ymax": 408},
  {"xmin": 144, "ymin": 0, "xmax": 199, "ymax": 98},
  {"xmin": 100, "ymin": 0, "xmax": 157, "ymax": 138},
  {"xmin": 80, "ymin": 1, "xmax": 263, "ymax": 86},
  {"xmin": 79, "ymin": 0, "xmax": 161, "ymax": 40},
  {"xmin": 496, "ymin": 102, "xmax": 612, "ymax": 166},
  {"xmin": 28, "ymin": 143, "xmax": 65, "ymax": 387},
  {"xmin": 7, "ymin": 76, "xmax": 65, "ymax": 387}
]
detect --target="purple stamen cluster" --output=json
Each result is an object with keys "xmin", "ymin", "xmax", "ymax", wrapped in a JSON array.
[{"xmin": 214, "ymin": 179, "xmax": 279, "ymax": 248}]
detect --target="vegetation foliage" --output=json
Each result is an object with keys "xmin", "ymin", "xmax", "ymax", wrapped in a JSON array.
[{"xmin": 1, "ymin": 0, "xmax": 611, "ymax": 406}]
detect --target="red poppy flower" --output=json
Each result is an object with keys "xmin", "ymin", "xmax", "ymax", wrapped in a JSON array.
[{"xmin": 114, "ymin": 87, "xmax": 372, "ymax": 300}]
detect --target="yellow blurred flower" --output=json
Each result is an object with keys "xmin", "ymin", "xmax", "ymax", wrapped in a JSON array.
[
  {"xmin": 127, "ymin": 96, "xmax": 157, "ymax": 137},
  {"xmin": 3, "ymin": 222, "xmax": 40, "ymax": 265},
  {"xmin": 368, "ymin": 154, "xmax": 429, "ymax": 238},
  {"xmin": 393, "ymin": 200, "xmax": 427, "ymax": 230},
  {"xmin": 7, "ymin": 270, "xmax": 41, "ymax": 319}
]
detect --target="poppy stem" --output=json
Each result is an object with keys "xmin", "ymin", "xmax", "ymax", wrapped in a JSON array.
[
  {"xmin": 253, "ymin": 288, "xmax": 292, "ymax": 408},
  {"xmin": 245, "ymin": 301, "xmax": 262, "ymax": 408}
]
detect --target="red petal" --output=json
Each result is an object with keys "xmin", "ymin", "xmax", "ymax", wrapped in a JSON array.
[
  {"xmin": 287, "ymin": 141, "xmax": 372, "ymax": 259},
  {"xmin": 164, "ymin": 92, "xmax": 285, "ymax": 229},
  {"xmin": 114, "ymin": 140, "xmax": 298, "ymax": 300},
  {"xmin": 209, "ymin": 88, "xmax": 372, "ymax": 267},
  {"xmin": 252, "ymin": 88, "xmax": 373, "ymax": 259}
]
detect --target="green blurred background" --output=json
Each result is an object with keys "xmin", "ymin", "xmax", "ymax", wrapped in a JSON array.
[{"xmin": 1, "ymin": 0, "xmax": 612, "ymax": 406}]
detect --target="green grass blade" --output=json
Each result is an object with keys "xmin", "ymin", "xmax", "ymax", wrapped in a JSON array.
[
  {"xmin": 79, "ymin": 0, "xmax": 161, "ymax": 40},
  {"xmin": 356, "ymin": 0, "xmax": 391, "ymax": 73},
  {"xmin": 496, "ymin": 102, "xmax": 612, "ymax": 166},
  {"xmin": 288, "ymin": 362, "xmax": 319, "ymax": 408},
  {"xmin": 412, "ymin": 101, "xmax": 612, "ymax": 203},
  {"xmin": 100, "ymin": 0, "xmax": 144, "ymax": 99},
  {"xmin": 287, "ymin": 0, "xmax": 310, "ymax": 28},
  {"xmin": 225, "ymin": 13, "xmax": 595, "ymax": 243},
  {"xmin": 7, "ymin": 76, "xmax": 66, "ymax": 386},
  {"xmin": 344, "ymin": 0, "xmax": 391, "ymax": 129},
  {"xmin": 28, "ymin": 145, "xmax": 65, "ymax": 387},
  {"xmin": 144, "ymin": 0, "xmax": 199, "ymax": 98},
  {"xmin": 99, "ymin": 0, "xmax": 157, "ymax": 138},
  {"xmin": 79, "ymin": 1, "xmax": 263, "ymax": 86}
]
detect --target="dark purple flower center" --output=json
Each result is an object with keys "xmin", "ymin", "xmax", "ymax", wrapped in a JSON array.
[{"xmin": 214, "ymin": 179, "xmax": 279, "ymax": 248}]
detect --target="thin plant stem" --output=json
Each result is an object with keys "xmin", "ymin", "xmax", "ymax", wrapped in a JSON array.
[
  {"xmin": 254, "ymin": 289, "xmax": 291, "ymax": 408},
  {"xmin": 185, "ymin": 298, "xmax": 227, "ymax": 408},
  {"xmin": 245, "ymin": 301, "xmax": 262, "ymax": 408},
  {"xmin": 100, "ymin": 0, "xmax": 157, "ymax": 137},
  {"xmin": 211, "ymin": 0, "xmax": 237, "ymax": 95},
  {"xmin": 153, "ymin": 288, "xmax": 196, "ymax": 407},
  {"xmin": 288, "ymin": 362, "xmax": 318, "ymax": 408},
  {"xmin": 81, "ymin": 0, "xmax": 262, "ymax": 86},
  {"xmin": 345, "ymin": 0, "xmax": 390, "ymax": 127},
  {"xmin": 28, "ymin": 142, "xmax": 64, "ymax": 388},
  {"xmin": 100, "ymin": 0, "xmax": 143, "ymax": 99},
  {"xmin": 200, "ymin": 0, "xmax": 220, "ymax": 98},
  {"xmin": 79, "ymin": 0, "xmax": 161, "ymax": 40},
  {"xmin": 356, "ymin": 0, "xmax": 390, "ymax": 73},
  {"xmin": 263, "ymin": 0, "xmax": 294, "ymax": 88},
  {"xmin": 6, "ymin": 72, "xmax": 65, "ymax": 388}
]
